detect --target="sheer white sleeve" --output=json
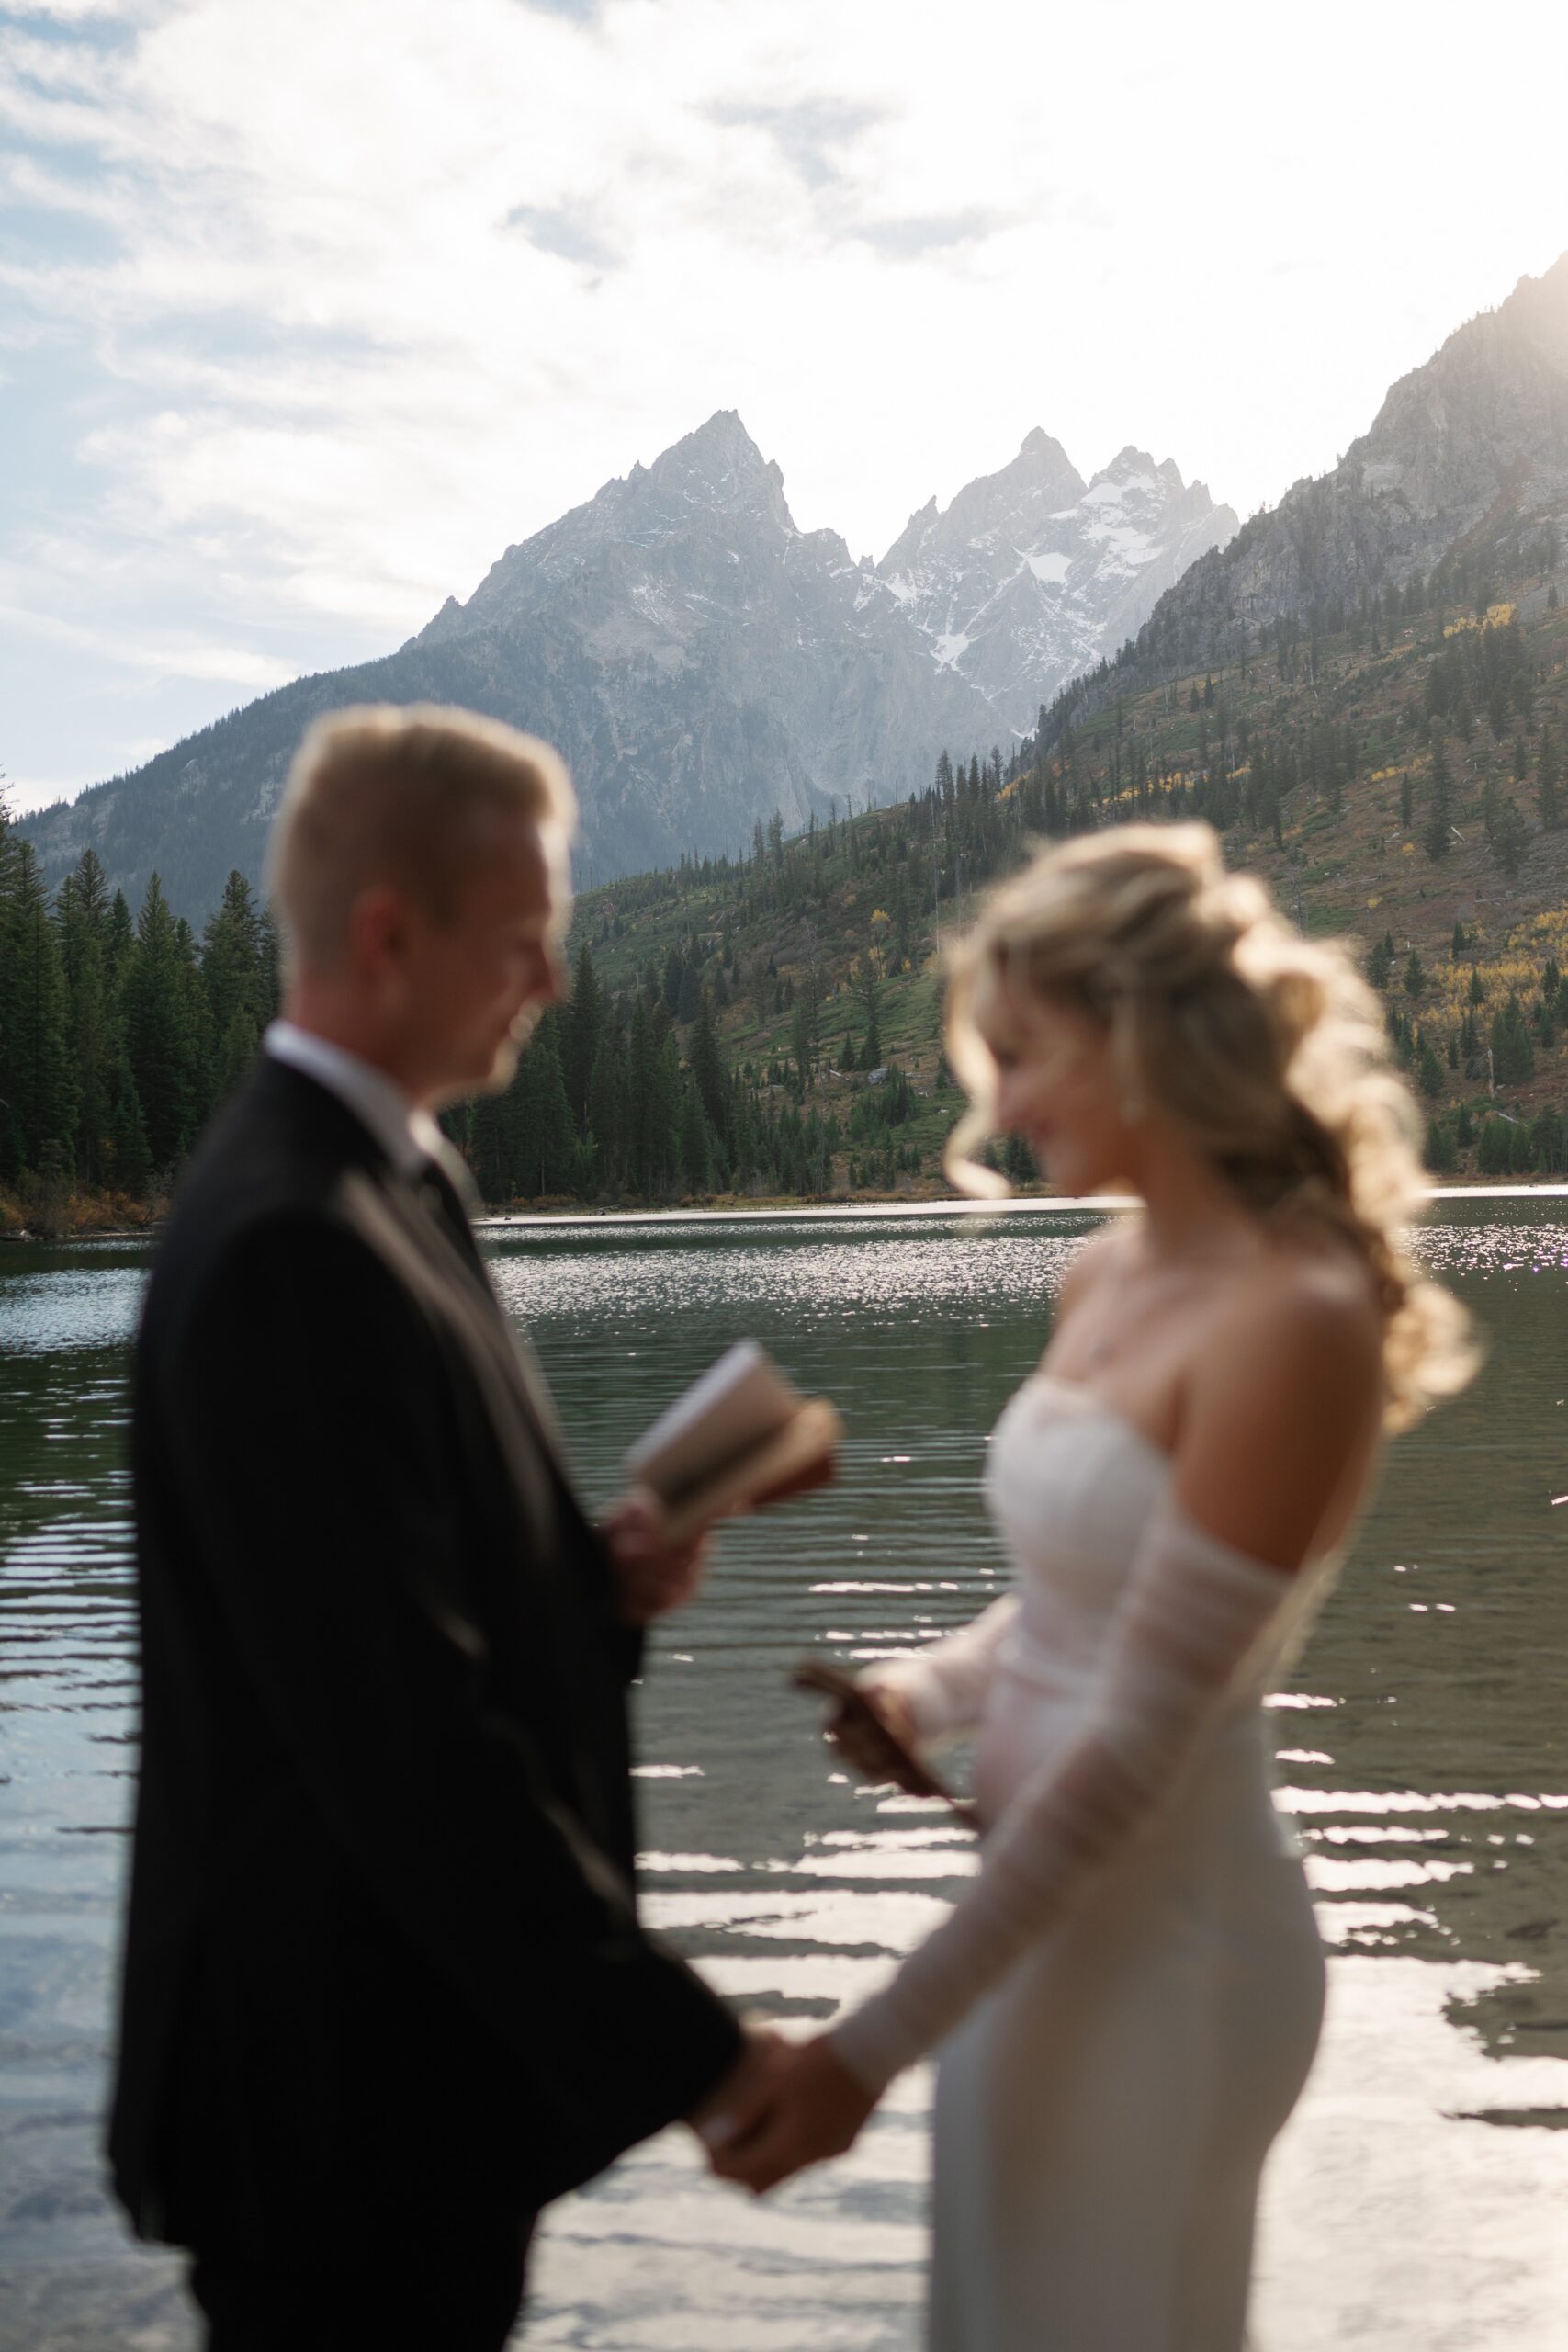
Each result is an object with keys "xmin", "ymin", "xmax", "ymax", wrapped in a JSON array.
[
  {"xmin": 858, "ymin": 1594, "xmax": 1021, "ymax": 1749},
  {"xmin": 829, "ymin": 1503, "xmax": 1303, "ymax": 2092}
]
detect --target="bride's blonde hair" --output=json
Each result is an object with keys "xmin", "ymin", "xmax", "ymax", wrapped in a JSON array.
[{"xmin": 944, "ymin": 822, "xmax": 1473, "ymax": 1428}]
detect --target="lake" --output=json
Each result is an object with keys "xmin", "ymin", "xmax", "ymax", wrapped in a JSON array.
[{"xmin": 2, "ymin": 1200, "xmax": 1566, "ymax": 2349}]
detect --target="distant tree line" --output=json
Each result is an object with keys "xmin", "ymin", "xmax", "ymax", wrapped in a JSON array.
[{"xmin": 0, "ymin": 799, "xmax": 278, "ymax": 1207}]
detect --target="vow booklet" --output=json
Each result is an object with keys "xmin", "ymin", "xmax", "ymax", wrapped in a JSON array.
[{"xmin": 625, "ymin": 1340, "xmax": 842, "ymax": 1545}]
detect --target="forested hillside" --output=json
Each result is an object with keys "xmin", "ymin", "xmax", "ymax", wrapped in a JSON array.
[
  {"xmin": 471, "ymin": 540, "xmax": 1568, "ymax": 1205},
  {"xmin": 5, "ymin": 539, "xmax": 1568, "ymax": 1229}
]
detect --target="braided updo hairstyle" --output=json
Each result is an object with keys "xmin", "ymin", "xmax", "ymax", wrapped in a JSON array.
[{"xmin": 944, "ymin": 822, "xmax": 1474, "ymax": 1428}]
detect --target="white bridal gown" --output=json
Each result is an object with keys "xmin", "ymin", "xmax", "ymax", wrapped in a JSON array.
[{"xmin": 832, "ymin": 1374, "xmax": 1337, "ymax": 2352}]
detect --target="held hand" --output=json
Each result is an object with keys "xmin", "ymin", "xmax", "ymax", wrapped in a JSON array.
[
  {"xmin": 687, "ymin": 2020, "xmax": 790, "ymax": 2150},
  {"xmin": 601, "ymin": 1485, "xmax": 712, "ymax": 1624},
  {"xmin": 825, "ymin": 1678, "xmax": 920, "ymax": 1785},
  {"xmin": 705, "ymin": 2032, "xmax": 878, "ymax": 2195}
]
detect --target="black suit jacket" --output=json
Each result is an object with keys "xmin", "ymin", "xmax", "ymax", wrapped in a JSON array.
[{"xmin": 107, "ymin": 1057, "xmax": 740, "ymax": 2256}]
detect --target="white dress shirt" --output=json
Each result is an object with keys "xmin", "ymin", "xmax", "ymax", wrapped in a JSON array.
[{"xmin": 262, "ymin": 1021, "xmax": 472, "ymax": 1193}]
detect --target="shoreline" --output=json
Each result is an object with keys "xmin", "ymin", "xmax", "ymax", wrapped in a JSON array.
[
  {"xmin": 469, "ymin": 1181, "xmax": 1568, "ymax": 1232},
  {"xmin": 6, "ymin": 1180, "xmax": 1568, "ymax": 1248}
]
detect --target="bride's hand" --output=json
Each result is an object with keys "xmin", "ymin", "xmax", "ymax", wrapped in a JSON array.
[
  {"xmin": 825, "ymin": 1677, "xmax": 920, "ymax": 1782},
  {"xmin": 706, "ymin": 2032, "xmax": 877, "ymax": 2194}
]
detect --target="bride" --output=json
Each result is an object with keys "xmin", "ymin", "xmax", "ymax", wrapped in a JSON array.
[{"xmin": 708, "ymin": 822, "xmax": 1473, "ymax": 2347}]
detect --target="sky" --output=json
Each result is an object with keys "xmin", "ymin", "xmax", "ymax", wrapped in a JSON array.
[{"xmin": 3, "ymin": 0, "xmax": 1566, "ymax": 817}]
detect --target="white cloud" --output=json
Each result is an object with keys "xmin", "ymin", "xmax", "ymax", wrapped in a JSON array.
[{"xmin": 2, "ymin": 0, "xmax": 1567, "ymax": 795}]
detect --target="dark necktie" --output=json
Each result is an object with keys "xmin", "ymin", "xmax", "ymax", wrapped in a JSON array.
[{"xmin": 412, "ymin": 1154, "xmax": 490, "ymax": 1283}]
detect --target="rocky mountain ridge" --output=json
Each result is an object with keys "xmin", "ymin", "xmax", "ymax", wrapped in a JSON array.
[{"xmin": 19, "ymin": 411, "xmax": 1234, "ymax": 918}]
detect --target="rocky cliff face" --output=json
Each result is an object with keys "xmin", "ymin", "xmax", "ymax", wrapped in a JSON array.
[
  {"xmin": 1106, "ymin": 254, "xmax": 1568, "ymax": 698},
  {"xmin": 21, "ymin": 408, "xmax": 1232, "ymax": 914},
  {"xmin": 875, "ymin": 433, "xmax": 1237, "ymax": 732}
]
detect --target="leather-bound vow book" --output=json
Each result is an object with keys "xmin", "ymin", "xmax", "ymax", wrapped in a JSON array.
[{"xmin": 626, "ymin": 1340, "xmax": 842, "ymax": 1546}]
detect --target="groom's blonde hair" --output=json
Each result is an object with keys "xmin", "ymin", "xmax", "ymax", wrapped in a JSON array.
[{"xmin": 267, "ymin": 704, "xmax": 576, "ymax": 974}]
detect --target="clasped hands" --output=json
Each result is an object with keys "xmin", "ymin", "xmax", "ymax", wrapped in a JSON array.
[
  {"xmin": 682, "ymin": 1678, "xmax": 919, "ymax": 2193},
  {"xmin": 690, "ymin": 2021, "xmax": 878, "ymax": 2195}
]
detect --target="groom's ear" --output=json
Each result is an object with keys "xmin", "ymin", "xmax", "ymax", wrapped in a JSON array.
[{"xmin": 348, "ymin": 883, "xmax": 421, "ymax": 985}]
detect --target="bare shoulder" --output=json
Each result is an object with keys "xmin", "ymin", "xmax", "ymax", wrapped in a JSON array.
[
  {"xmin": 1193, "ymin": 1237, "xmax": 1383, "ymax": 1431},
  {"xmin": 1177, "ymin": 1239, "xmax": 1384, "ymax": 1570},
  {"xmin": 1056, "ymin": 1216, "xmax": 1136, "ymax": 1318}
]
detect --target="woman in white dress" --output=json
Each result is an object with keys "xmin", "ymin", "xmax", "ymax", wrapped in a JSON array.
[{"xmin": 709, "ymin": 822, "xmax": 1473, "ymax": 2349}]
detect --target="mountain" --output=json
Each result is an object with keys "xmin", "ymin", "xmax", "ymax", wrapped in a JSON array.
[
  {"xmin": 875, "ymin": 432, "xmax": 1237, "ymax": 732},
  {"xmin": 401, "ymin": 408, "xmax": 987, "ymax": 861},
  {"xmin": 1052, "ymin": 254, "xmax": 1568, "ymax": 733},
  {"xmin": 19, "ymin": 413, "xmax": 1230, "ymax": 920}
]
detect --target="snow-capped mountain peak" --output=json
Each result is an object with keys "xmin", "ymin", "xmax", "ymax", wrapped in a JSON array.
[{"xmin": 876, "ymin": 432, "xmax": 1238, "ymax": 729}]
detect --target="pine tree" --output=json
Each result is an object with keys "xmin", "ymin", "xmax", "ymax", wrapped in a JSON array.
[
  {"xmin": 121, "ymin": 875, "xmax": 197, "ymax": 1170},
  {"xmin": 216, "ymin": 1006, "xmax": 261, "ymax": 1103},
  {"xmin": 1425, "ymin": 1117, "xmax": 1458, "ymax": 1175},
  {"xmin": 104, "ymin": 889, "xmax": 135, "ymax": 1000},
  {"xmin": 105, "ymin": 1051, "xmax": 154, "ymax": 1195},
  {"xmin": 678, "ymin": 1076, "xmax": 712, "ymax": 1194},
  {"xmin": 1490, "ymin": 994, "xmax": 1535, "ymax": 1085},
  {"xmin": 1530, "ymin": 1107, "xmax": 1565, "ymax": 1174},
  {"xmin": 175, "ymin": 916, "xmax": 216, "ymax": 1140},
  {"xmin": 55, "ymin": 851, "xmax": 115, "ymax": 1185},
  {"xmin": 625, "ymin": 998, "xmax": 660, "ymax": 1193},
  {"xmin": 0, "ymin": 840, "xmax": 77, "ymax": 1181},
  {"xmin": 687, "ymin": 989, "xmax": 730, "ymax": 1147},
  {"xmin": 1477, "ymin": 1115, "xmax": 1512, "ymax": 1175},
  {"xmin": 560, "ymin": 939, "xmax": 603, "ymax": 1130},
  {"xmin": 511, "ymin": 1007, "xmax": 576, "ymax": 1197},
  {"xmin": 1404, "ymin": 949, "xmax": 1427, "ymax": 1001},
  {"xmin": 587, "ymin": 1026, "xmax": 625, "ymax": 1193},
  {"xmin": 649, "ymin": 1032, "xmax": 682, "ymax": 1194},
  {"xmin": 201, "ymin": 871, "xmax": 268, "ymax": 1098},
  {"xmin": 1422, "ymin": 736, "xmax": 1453, "ymax": 860}
]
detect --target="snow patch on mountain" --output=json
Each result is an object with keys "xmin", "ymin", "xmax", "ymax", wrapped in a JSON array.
[{"xmin": 878, "ymin": 437, "xmax": 1239, "ymax": 732}]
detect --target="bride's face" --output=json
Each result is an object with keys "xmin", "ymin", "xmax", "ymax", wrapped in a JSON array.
[{"xmin": 977, "ymin": 971, "xmax": 1131, "ymax": 1196}]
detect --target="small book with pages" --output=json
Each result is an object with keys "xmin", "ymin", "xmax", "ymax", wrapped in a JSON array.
[{"xmin": 625, "ymin": 1340, "xmax": 842, "ymax": 1547}]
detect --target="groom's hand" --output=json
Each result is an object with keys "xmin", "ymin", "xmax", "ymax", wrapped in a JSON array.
[
  {"xmin": 705, "ymin": 2032, "xmax": 877, "ymax": 2194},
  {"xmin": 600, "ymin": 1485, "xmax": 712, "ymax": 1623},
  {"xmin": 686, "ymin": 2020, "xmax": 790, "ymax": 2151}
]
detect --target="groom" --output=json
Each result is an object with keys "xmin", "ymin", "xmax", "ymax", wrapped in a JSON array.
[{"xmin": 107, "ymin": 706, "xmax": 774, "ymax": 2350}]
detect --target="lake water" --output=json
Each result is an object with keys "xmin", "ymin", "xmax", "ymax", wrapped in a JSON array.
[{"xmin": 2, "ymin": 1201, "xmax": 1566, "ymax": 2350}]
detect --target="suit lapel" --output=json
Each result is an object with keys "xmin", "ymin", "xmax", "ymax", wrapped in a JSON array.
[{"xmin": 254, "ymin": 1057, "xmax": 586, "ymax": 1521}]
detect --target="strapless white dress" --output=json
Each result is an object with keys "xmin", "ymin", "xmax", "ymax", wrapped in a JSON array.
[{"xmin": 855, "ymin": 1375, "xmax": 1331, "ymax": 2352}]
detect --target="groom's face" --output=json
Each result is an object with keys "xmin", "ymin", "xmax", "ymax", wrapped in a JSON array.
[{"xmin": 406, "ymin": 814, "xmax": 570, "ymax": 1106}]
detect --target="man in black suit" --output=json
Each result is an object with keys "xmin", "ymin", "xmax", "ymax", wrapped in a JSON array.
[{"xmin": 108, "ymin": 705, "xmax": 773, "ymax": 2350}]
